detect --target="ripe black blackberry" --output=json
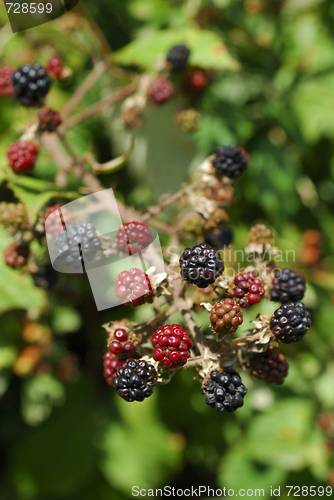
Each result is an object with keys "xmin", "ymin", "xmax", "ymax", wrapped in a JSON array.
[
  {"xmin": 270, "ymin": 302, "xmax": 311, "ymax": 344},
  {"xmin": 270, "ymin": 268, "xmax": 306, "ymax": 303},
  {"xmin": 250, "ymin": 351, "xmax": 289, "ymax": 384},
  {"xmin": 55, "ymin": 223, "xmax": 101, "ymax": 270},
  {"xmin": 12, "ymin": 64, "xmax": 52, "ymax": 107},
  {"xmin": 179, "ymin": 243, "xmax": 224, "ymax": 288},
  {"xmin": 212, "ymin": 145, "xmax": 249, "ymax": 179},
  {"xmin": 204, "ymin": 225, "xmax": 233, "ymax": 249},
  {"xmin": 113, "ymin": 358, "xmax": 157, "ymax": 402},
  {"xmin": 166, "ymin": 44, "xmax": 191, "ymax": 72},
  {"xmin": 202, "ymin": 368, "xmax": 247, "ymax": 413}
]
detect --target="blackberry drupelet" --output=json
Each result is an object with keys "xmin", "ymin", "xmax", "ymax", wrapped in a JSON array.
[
  {"xmin": 55, "ymin": 223, "xmax": 101, "ymax": 270},
  {"xmin": 166, "ymin": 44, "xmax": 191, "ymax": 72},
  {"xmin": 116, "ymin": 221, "xmax": 152, "ymax": 255},
  {"xmin": 151, "ymin": 324, "xmax": 193, "ymax": 368},
  {"xmin": 7, "ymin": 141, "xmax": 39, "ymax": 175},
  {"xmin": 12, "ymin": 63, "xmax": 52, "ymax": 106},
  {"xmin": 148, "ymin": 76, "xmax": 174, "ymax": 105},
  {"xmin": 113, "ymin": 358, "xmax": 157, "ymax": 402},
  {"xmin": 270, "ymin": 268, "xmax": 306, "ymax": 303},
  {"xmin": 179, "ymin": 243, "xmax": 224, "ymax": 288},
  {"xmin": 250, "ymin": 351, "xmax": 289, "ymax": 384},
  {"xmin": 202, "ymin": 368, "xmax": 247, "ymax": 413},
  {"xmin": 210, "ymin": 298, "xmax": 243, "ymax": 335},
  {"xmin": 205, "ymin": 225, "xmax": 233, "ymax": 249},
  {"xmin": 270, "ymin": 302, "xmax": 311, "ymax": 344},
  {"xmin": 212, "ymin": 145, "xmax": 248, "ymax": 179}
]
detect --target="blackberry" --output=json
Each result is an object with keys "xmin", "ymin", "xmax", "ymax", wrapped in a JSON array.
[
  {"xmin": 202, "ymin": 367, "xmax": 247, "ymax": 413},
  {"xmin": 210, "ymin": 298, "xmax": 243, "ymax": 335},
  {"xmin": 4, "ymin": 242, "xmax": 29, "ymax": 268},
  {"xmin": 12, "ymin": 63, "xmax": 52, "ymax": 107},
  {"xmin": 167, "ymin": 44, "xmax": 191, "ymax": 72},
  {"xmin": 205, "ymin": 225, "xmax": 233, "ymax": 249},
  {"xmin": 151, "ymin": 324, "xmax": 193, "ymax": 368},
  {"xmin": 38, "ymin": 106, "xmax": 62, "ymax": 133},
  {"xmin": 270, "ymin": 268, "xmax": 306, "ymax": 303},
  {"xmin": 116, "ymin": 221, "xmax": 152, "ymax": 255},
  {"xmin": 250, "ymin": 351, "xmax": 289, "ymax": 384},
  {"xmin": 148, "ymin": 76, "xmax": 174, "ymax": 105},
  {"xmin": 0, "ymin": 66, "xmax": 15, "ymax": 97},
  {"xmin": 7, "ymin": 141, "xmax": 39, "ymax": 175},
  {"xmin": 108, "ymin": 327, "xmax": 138, "ymax": 358},
  {"xmin": 233, "ymin": 271, "xmax": 265, "ymax": 308},
  {"xmin": 0, "ymin": 202, "xmax": 29, "ymax": 234},
  {"xmin": 45, "ymin": 56, "xmax": 64, "ymax": 79},
  {"xmin": 55, "ymin": 223, "xmax": 101, "ymax": 270},
  {"xmin": 270, "ymin": 302, "xmax": 311, "ymax": 344},
  {"xmin": 113, "ymin": 358, "xmax": 157, "ymax": 402},
  {"xmin": 115, "ymin": 268, "xmax": 153, "ymax": 307},
  {"xmin": 44, "ymin": 204, "xmax": 73, "ymax": 237},
  {"xmin": 179, "ymin": 243, "xmax": 224, "ymax": 288},
  {"xmin": 212, "ymin": 146, "xmax": 249, "ymax": 179}
]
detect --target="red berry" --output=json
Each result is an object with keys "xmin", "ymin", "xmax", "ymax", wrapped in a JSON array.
[
  {"xmin": 183, "ymin": 68, "xmax": 209, "ymax": 96},
  {"xmin": 44, "ymin": 204, "xmax": 73, "ymax": 237},
  {"xmin": 116, "ymin": 221, "xmax": 152, "ymax": 255},
  {"xmin": 46, "ymin": 56, "xmax": 64, "ymax": 78},
  {"xmin": 38, "ymin": 106, "xmax": 62, "ymax": 133},
  {"xmin": 7, "ymin": 141, "xmax": 39, "ymax": 175},
  {"xmin": 151, "ymin": 324, "xmax": 192, "ymax": 369},
  {"xmin": 148, "ymin": 76, "xmax": 174, "ymax": 105},
  {"xmin": 109, "ymin": 341, "xmax": 123, "ymax": 354},
  {"xmin": 0, "ymin": 66, "xmax": 15, "ymax": 97},
  {"xmin": 115, "ymin": 268, "xmax": 153, "ymax": 307},
  {"xmin": 232, "ymin": 271, "xmax": 265, "ymax": 308},
  {"xmin": 210, "ymin": 298, "xmax": 243, "ymax": 335}
]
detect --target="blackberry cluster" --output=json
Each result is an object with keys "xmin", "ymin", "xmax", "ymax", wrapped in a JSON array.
[
  {"xmin": 270, "ymin": 302, "xmax": 311, "ymax": 344},
  {"xmin": 115, "ymin": 268, "xmax": 153, "ymax": 307},
  {"xmin": 4, "ymin": 242, "xmax": 29, "ymax": 268},
  {"xmin": 38, "ymin": 106, "xmax": 62, "ymax": 133},
  {"xmin": 45, "ymin": 56, "xmax": 64, "ymax": 78},
  {"xmin": 0, "ymin": 66, "xmax": 15, "ymax": 97},
  {"xmin": 148, "ymin": 76, "xmax": 174, "ymax": 105},
  {"xmin": 0, "ymin": 202, "xmax": 28, "ymax": 234},
  {"xmin": 55, "ymin": 223, "xmax": 101, "ymax": 270},
  {"xmin": 212, "ymin": 146, "xmax": 248, "ymax": 179},
  {"xmin": 113, "ymin": 358, "xmax": 157, "ymax": 402},
  {"xmin": 233, "ymin": 271, "xmax": 265, "ymax": 308},
  {"xmin": 151, "ymin": 324, "xmax": 193, "ymax": 368},
  {"xmin": 7, "ymin": 141, "xmax": 39, "ymax": 175},
  {"xmin": 116, "ymin": 221, "xmax": 152, "ymax": 255},
  {"xmin": 179, "ymin": 243, "xmax": 224, "ymax": 288},
  {"xmin": 12, "ymin": 64, "xmax": 52, "ymax": 106},
  {"xmin": 250, "ymin": 351, "xmax": 289, "ymax": 384},
  {"xmin": 44, "ymin": 204, "xmax": 73, "ymax": 237},
  {"xmin": 210, "ymin": 298, "xmax": 243, "ymax": 335},
  {"xmin": 202, "ymin": 368, "xmax": 247, "ymax": 413},
  {"xmin": 166, "ymin": 44, "xmax": 191, "ymax": 72},
  {"xmin": 205, "ymin": 225, "xmax": 233, "ymax": 249},
  {"xmin": 270, "ymin": 268, "xmax": 306, "ymax": 303}
]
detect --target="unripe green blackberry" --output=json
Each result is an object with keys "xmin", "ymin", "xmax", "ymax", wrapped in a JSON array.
[{"xmin": 210, "ymin": 298, "xmax": 243, "ymax": 335}]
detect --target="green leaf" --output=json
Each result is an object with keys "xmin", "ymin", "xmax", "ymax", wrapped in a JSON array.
[{"xmin": 114, "ymin": 28, "xmax": 239, "ymax": 70}]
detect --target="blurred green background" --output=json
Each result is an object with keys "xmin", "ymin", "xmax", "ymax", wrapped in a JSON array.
[{"xmin": 0, "ymin": 0, "xmax": 334, "ymax": 499}]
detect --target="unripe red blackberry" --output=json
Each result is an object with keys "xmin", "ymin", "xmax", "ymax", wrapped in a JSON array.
[
  {"xmin": 0, "ymin": 202, "xmax": 29, "ymax": 234},
  {"xmin": 0, "ymin": 66, "xmax": 15, "ymax": 97},
  {"xmin": 115, "ymin": 268, "xmax": 153, "ymax": 307},
  {"xmin": 179, "ymin": 243, "xmax": 224, "ymax": 288},
  {"xmin": 233, "ymin": 271, "xmax": 265, "ymax": 308},
  {"xmin": 212, "ymin": 145, "xmax": 249, "ymax": 179},
  {"xmin": 183, "ymin": 68, "xmax": 209, "ymax": 96},
  {"xmin": 166, "ymin": 44, "xmax": 191, "ymax": 72},
  {"xmin": 4, "ymin": 242, "xmax": 29, "ymax": 268},
  {"xmin": 175, "ymin": 108, "xmax": 200, "ymax": 132},
  {"xmin": 7, "ymin": 141, "xmax": 39, "ymax": 175},
  {"xmin": 38, "ymin": 106, "xmax": 62, "ymax": 133},
  {"xmin": 108, "ymin": 327, "xmax": 139, "ymax": 359},
  {"xmin": 12, "ymin": 64, "xmax": 52, "ymax": 107},
  {"xmin": 113, "ymin": 358, "xmax": 157, "ymax": 402},
  {"xmin": 210, "ymin": 298, "xmax": 243, "ymax": 335},
  {"xmin": 205, "ymin": 225, "xmax": 233, "ymax": 249},
  {"xmin": 248, "ymin": 223, "xmax": 273, "ymax": 245},
  {"xmin": 151, "ymin": 324, "xmax": 193, "ymax": 368},
  {"xmin": 44, "ymin": 204, "xmax": 73, "ymax": 237},
  {"xmin": 250, "ymin": 351, "xmax": 289, "ymax": 384},
  {"xmin": 148, "ymin": 76, "xmax": 174, "ymax": 105},
  {"xmin": 270, "ymin": 302, "xmax": 311, "ymax": 344},
  {"xmin": 270, "ymin": 268, "xmax": 306, "ymax": 303},
  {"xmin": 45, "ymin": 56, "xmax": 64, "ymax": 79},
  {"xmin": 116, "ymin": 221, "xmax": 152, "ymax": 255},
  {"xmin": 202, "ymin": 367, "xmax": 247, "ymax": 413}
]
